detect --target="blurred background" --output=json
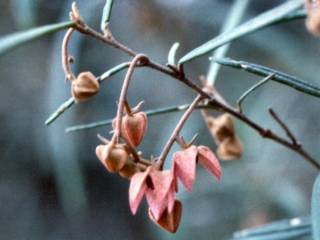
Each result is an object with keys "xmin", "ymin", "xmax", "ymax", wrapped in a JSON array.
[{"xmin": 0, "ymin": 0, "xmax": 319, "ymax": 239}]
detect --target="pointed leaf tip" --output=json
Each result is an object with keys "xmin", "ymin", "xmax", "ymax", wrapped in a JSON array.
[
  {"xmin": 172, "ymin": 145, "xmax": 198, "ymax": 191},
  {"xmin": 197, "ymin": 146, "xmax": 222, "ymax": 181}
]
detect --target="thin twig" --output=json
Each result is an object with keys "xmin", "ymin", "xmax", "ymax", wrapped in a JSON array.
[
  {"xmin": 237, "ymin": 73, "xmax": 274, "ymax": 112},
  {"xmin": 268, "ymin": 108, "xmax": 299, "ymax": 146},
  {"xmin": 112, "ymin": 54, "xmax": 148, "ymax": 142},
  {"xmin": 156, "ymin": 95, "xmax": 203, "ymax": 170},
  {"xmin": 62, "ymin": 28, "xmax": 76, "ymax": 81}
]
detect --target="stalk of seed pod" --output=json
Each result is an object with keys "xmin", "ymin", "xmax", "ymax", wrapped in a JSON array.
[{"xmin": 72, "ymin": 71, "xmax": 100, "ymax": 102}]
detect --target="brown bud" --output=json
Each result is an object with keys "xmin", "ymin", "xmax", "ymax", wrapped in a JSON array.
[
  {"xmin": 95, "ymin": 143, "xmax": 128, "ymax": 173},
  {"xmin": 217, "ymin": 136, "xmax": 243, "ymax": 161},
  {"xmin": 305, "ymin": 0, "xmax": 320, "ymax": 36},
  {"xmin": 119, "ymin": 158, "xmax": 139, "ymax": 179},
  {"xmin": 148, "ymin": 200, "xmax": 182, "ymax": 233},
  {"xmin": 72, "ymin": 71, "xmax": 99, "ymax": 102}
]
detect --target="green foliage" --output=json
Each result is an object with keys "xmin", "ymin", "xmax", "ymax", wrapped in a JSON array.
[
  {"xmin": 179, "ymin": 0, "xmax": 304, "ymax": 64},
  {"xmin": 0, "ymin": 21, "xmax": 74, "ymax": 55}
]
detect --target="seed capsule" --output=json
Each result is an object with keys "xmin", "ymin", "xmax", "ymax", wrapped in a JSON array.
[
  {"xmin": 72, "ymin": 71, "xmax": 99, "ymax": 102},
  {"xmin": 95, "ymin": 143, "xmax": 128, "ymax": 173}
]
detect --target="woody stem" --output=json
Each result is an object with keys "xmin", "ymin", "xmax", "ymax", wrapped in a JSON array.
[{"xmin": 157, "ymin": 95, "xmax": 203, "ymax": 170}]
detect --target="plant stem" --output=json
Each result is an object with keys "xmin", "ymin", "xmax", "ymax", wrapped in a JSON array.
[
  {"xmin": 157, "ymin": 95, "xmax": 203, "ymax": 169},
  {"xmin": 113, "ymin": 54, "xmax": 148, "ymax": 142},
  {"xmin": 237, "ymin": 73, "xmax": 274, "ymax": 112},
  {"xmin": 62, "ymin": 28, "xmax": 76, "ymax": 81}
]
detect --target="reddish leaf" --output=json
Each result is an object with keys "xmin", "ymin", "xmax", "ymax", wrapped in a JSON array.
[
  {"xmin": 172, "ymin": 145, "xmax": 198, "ymax": 191},
  {"xmin": 146, "ymin": 170, "xmax": 174, "ymax": 220},
  {"xmin": 129, "ymin": 167, "xmax": 152, "ymax": 214},
  {"xmin": 197, "ymin": 146, "xmax": 221, "ymax": 181},
  {"xmin": 149, "ymin": 200, "xmax": 182, "ymax": 233}
]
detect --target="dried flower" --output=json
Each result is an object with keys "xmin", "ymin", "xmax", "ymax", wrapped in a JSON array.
[
  {"xmin": 205, "ymin": 113, "xmax": 243, "ymax": 160},
  {"xmin": 172, "ymin": 145, "xmax": 221, "ymax": 192},
  {"xmin": 305, "ymin": 0, "xmax": 320, "ymax": 35},
  {"xmin": 72, "ymin": 71, "xmax": 100, "ymax": 102}
]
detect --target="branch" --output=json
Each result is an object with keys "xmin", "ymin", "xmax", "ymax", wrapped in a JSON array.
[
  {"xmin": 268, "ymin": 108, "xmax": 299, "ymax": 146},
  {"xmin": 58, "ymin": 3, "xmax": 320, "ymax": 171}
]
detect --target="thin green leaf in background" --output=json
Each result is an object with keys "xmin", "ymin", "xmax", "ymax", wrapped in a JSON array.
[
  {"xmin": 214, "ymin": 57, "xmax": 320, "ymax": 98},
  {"xmin": 167, "ymin": 42, "xmax": 180, "ymax": 66},
  {"xmin": 312, "ymin": 174, "xmax": 320, "ymax": 240},
  {"xmin": 233, "ymin": 216, "xmax": 311, "ymax": 240},
  {"xmin": 100, "ymin": 0, "xmax": 114, "ymax": 32},
  {"xmin": 207, "ymin": 0, "xmax": 249, "ymax": 86},
  {"xmin": 0, "ymin": 21, "xmax": 75, "ymax": 55},
  {"xmin": 179, "ymin": 0, "xmax": 303, "ymax": 64}
]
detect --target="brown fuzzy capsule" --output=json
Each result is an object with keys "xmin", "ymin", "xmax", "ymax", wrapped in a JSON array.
[
  {"xmin": 72, "ymin": 71, "xmax": 100, "ymax": 102},
  {"xmin": 305, "ymin": 0, "xmax": 320, "ymax": 36},
  {"xmin": 148, "ymin": 200, "xmax": 182, "ymax": 233},
  {"xmin": 95, "ymin": 143, "xmax": 128, "ymax": 173}
]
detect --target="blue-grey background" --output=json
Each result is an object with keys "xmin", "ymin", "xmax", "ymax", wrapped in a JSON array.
[{"xmin": 0, "ymin": 0, "xmax": 319, "ymax": 239}]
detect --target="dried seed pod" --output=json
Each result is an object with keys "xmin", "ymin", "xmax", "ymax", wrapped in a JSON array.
[
  {"xmin": 207, "ymin": 114, "xmax": 234, "ymax": 144},
  {"xmin": 112, "ymin": 111, "xmax": 148, "ymax": 147},
  {"xmin": 72, "ymin": 71, "xmax": 100, "ymax": 102},
  {"xmin": 95, "ymin": 143, "xmax": 128, "ymax": 173},
  {"xmin": 148, "ymin": 200, "xmax": 182, "ymax": 233},
  {"xmin": 305, "ymin": 0, "xmax": 320, "ymax": 35},
  {"xmin": 119, "ymin": 158, "xmax": 139, "ymax": 179},
  {"xmin": 217, "ymin": 136, "xmax": 243, "ymax": 161}
]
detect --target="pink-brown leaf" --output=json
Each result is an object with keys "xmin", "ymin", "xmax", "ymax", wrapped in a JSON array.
[
  {"xmin": 197, "ymin": 146, "xmax": 222, "ymax": 181},
  {"xmin": 129, "ymin": 167, "xmax": 152, "ymax": 214},
  {"xmin": 172, "ymin": 145, "xmax": 197, "ymax": 191}
]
